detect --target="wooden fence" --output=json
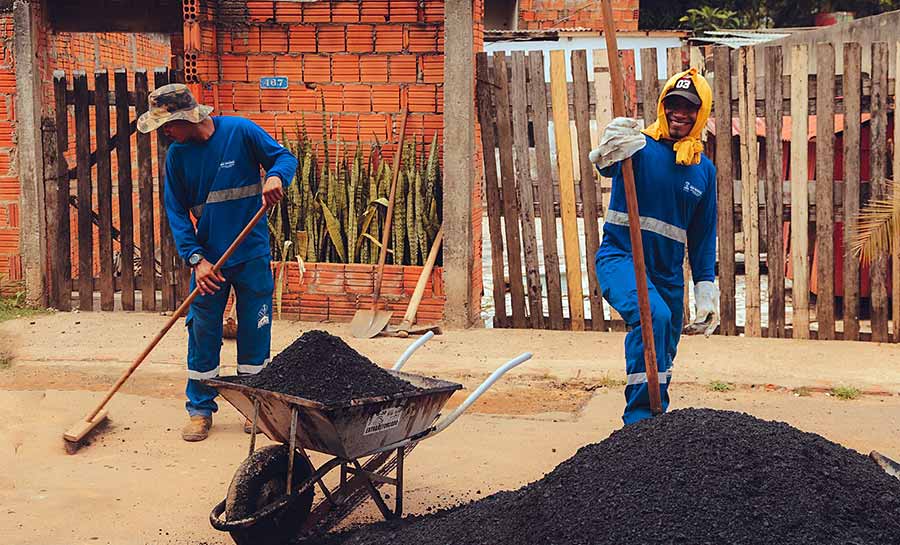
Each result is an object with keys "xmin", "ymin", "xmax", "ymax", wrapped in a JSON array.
[
  {"xmin": 43, "ymin": 68, "xmax": 190, "ymax": 312},
  {"xmin": 477, "ymin": 42, "xmax": 898, "ymax": 342}
]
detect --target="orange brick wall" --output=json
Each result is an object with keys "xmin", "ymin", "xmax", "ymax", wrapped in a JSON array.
[
  {"xmin": 0, "ymin": 13, "xmax": 18, "ymax": 287},
  {"xmin": 518, "ymin": 0, "xmax": 639, "ymax": 31}
]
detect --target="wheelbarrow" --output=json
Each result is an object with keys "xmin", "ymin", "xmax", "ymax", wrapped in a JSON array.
[{"xmin": 205, "ymin": 332, "xmax": 532, "ymax": 545}]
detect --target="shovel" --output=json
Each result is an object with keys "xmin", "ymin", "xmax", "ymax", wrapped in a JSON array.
[
  {"xmin": 63, "ymin": 205, "xmax": 268, "ymax": 454},
  {"xmin": 381, "ymin": 225, "xmax": 443, "ymax": 338},
  {"xmin": 351, "ymin": 109, "xmax": 408, "ymax": 338}
]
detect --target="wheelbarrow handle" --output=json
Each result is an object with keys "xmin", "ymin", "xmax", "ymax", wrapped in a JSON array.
[
  {"xmin": 392, "ymin": 331, "xmax": 435, "ymax": 371},
  {"xmin": 431, "ymin": 352, "xmax": 532, "ymax": 435}
]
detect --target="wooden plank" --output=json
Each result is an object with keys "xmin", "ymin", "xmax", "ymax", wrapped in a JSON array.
[
  {"xmin": 509, "ymin": 52, "xmax": 544, "ymax": 329},
  {"xmin": 94, "ymin": 70, "xmax": 115, "ymax": 311},
  {"xmin": 492, "ymin": 52, "xmax": 527, "ymax": 328},
  {"xmin": 666, "ymin": 46, "xmax": 682, "ymax": 78},
  {"xmin": 41, "ymin": 120, "xmax": 60, "ymax": 308},
  {"xmin": 669, "ymin": 46, "xmax": 692, "ymax": 326},
  {"xmin": 790, "ymin": 45, "xmax": 810, "ymax": 339},
  {"xmin": 154, "ymin": 69, "xmax": 176, "ymax": 312},
  {"xmin": 572, "ymin": 50, "xmax": 605, "ymax": 331},
  {"xmin": 738, "ymin": 47, "xmax": 761, "ymax": 337},
  {"xmin": 134, "ymin": 70, "xmax": 157, "ymax": 312},
  {"xmin": 528, "ymin": 51, "xmax": 565, "ymax": 331},
  {"xmin": 842, "ymin": 43, "xmax": 861, "ymax": 341},
  {"xmin": 593, "ymin": 49, "xmax": 624, "ymax": 330},
  {"xmin": 550, "ymin": 50, "xmax": 585, "ymax": 331},
  {"xmin": 73, "ymin": 71, "xmax": 94, "ymax": 311},
  {"xmin": 114, "ymin": 69, "xmax": 136, "ymax": 311},
  {"xmin": 894, "ymin": 42, "xmax": 900, "ymax": 343},
  {"xmin": 621, "ymin": 50, "xmax": 637, "ymax": 118},
  {"xmin": 52, "ymin": 72, "xmax": 72, "ymax": 311},
  {"xmin": 869, "ymin": 42, "xmax": 889, "ymax": 342},
  {"xmin": 713, "ymin": 47, "xmax": 736, "ymax": 335},
  {"xmin": 475, "ymin": 54, "xmax": 509, "ymax": 328},
  {"xmin": 814, "ymin": 43, "xmax": 836, "ymax": 340},
  {"xmin": 639, "ymin": 48, "xmax": 660, "ymax": 126},
  {"xmin": 764, "ymin": 46, "xmax": 785, "ymax": 338}
]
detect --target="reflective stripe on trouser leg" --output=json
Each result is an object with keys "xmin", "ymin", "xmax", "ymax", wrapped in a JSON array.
[
  {"xmin": 596, "ymin": 256, "xmax": 684, "ymax": 425},
  {"xmin": 185, "ymin": 273, "xmax": 232, "ymax": 417},
  {"xmin": 231, "ymin": 256, "xmax": 274, "ymax": 376}
]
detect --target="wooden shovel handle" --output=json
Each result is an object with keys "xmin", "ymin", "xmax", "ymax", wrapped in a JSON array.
[
  {"xmin": 373, "ymin": 109, "xmax": 409, "ymax": 310},
  {"xmin": 84, "ymin": 205, "xmax": 268, "ymax": 422},
  {"xmin": 599, "ymin": 1, "xmax": 662, "ymax": 415},
  {"xmin": 401, "ymin": 226, "xmax": 443, "ymax": 326}
]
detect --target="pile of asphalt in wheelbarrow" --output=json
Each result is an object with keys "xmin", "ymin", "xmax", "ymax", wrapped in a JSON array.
[
  {"xmin": 315, "ymin": 408, "xmax": 900, "ymax": 545},
  {"xmin": 235, "ymin": 330, "xmax": 418, "ymax": 405}
]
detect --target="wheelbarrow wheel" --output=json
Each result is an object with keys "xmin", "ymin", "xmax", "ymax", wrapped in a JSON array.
[{"xmin": 224, "ymin": 444, "xmax": 315, "ymax": 545}]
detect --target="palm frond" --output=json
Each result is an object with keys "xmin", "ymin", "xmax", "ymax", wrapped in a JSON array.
[{"xmin": 849, "ymin": 180, "xmax": 899, "ymax": 265}]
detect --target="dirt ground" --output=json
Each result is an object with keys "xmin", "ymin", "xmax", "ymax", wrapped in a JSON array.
[{"xmin": 3, "ymin": 311, "xmax": 900, "ymax": 545}]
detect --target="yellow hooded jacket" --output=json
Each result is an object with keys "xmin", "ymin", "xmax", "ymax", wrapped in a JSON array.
[{"xmin": 642, "ymin": 67, "xmax": 712, "ymax": 166}]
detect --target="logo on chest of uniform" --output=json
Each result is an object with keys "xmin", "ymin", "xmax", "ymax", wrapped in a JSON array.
[
  {"xmin": 682, "ymin": 180, "xmax": 703, "ymax": 198},
  {"xmin": 220, "ymin": 160, "xmax": 235, "ymax": 169}
]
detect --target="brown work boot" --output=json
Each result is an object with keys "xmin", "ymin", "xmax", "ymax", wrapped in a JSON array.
[{"xmin": 181, "ymin": 415, "xmax": 212, "ymax": 442}]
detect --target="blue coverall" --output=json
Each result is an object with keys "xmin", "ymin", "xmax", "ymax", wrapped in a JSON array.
[
  {"xmin": 164, "ymin": 116, "xmax": 297, "ymax": 417},
  {"xmin": 597, "ymin": 135, "xmax": 717, "ymax": 425}
]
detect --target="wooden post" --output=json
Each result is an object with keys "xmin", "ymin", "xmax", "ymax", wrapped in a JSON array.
[
  {"xmin": 814, "ymin": 43, "xmax": 836, "ymax": 340},
  {"xmin": 764, "ymin": 46, "xmax": 785, "ymax": 338},
  {"xmin": 114, "ymin": 69, "xmax": 136, "ymax": 311},
  {"xmin": 509, "ymin": 52, "xmax": 544, "ymax": 328},
  {"xmin": 869, "ymin": 42, "xmax": 889, "ymax": 342},
  {"xmin": 94, "ymin": 70, "xmax": 115, "ymax": 312},
  {"xmin": 639, "ymin": 48, "xmax": 660, "ymax": 127},
  {"xmin": 789, "ymin": 45, "xmax": 810, "ymax": 340},
  {"xmin": 738, "ymin": 47, "xmax": 761, "ymax": 337},
  {"xmin": 52, "ymin": 72, "xmax": 72, "ymax": 311},
  {"xmin": 41, "ymin": 119, "xmax": 60, "ymax": 308},
  {"xmin": 492, "ymin": 52, "xmax": 527, "ymax": 328},
  {"xmin": 475, "ymin": 54, "xmax": 508, "ymax": 328},
  {"xmin": 154, "ymin": 68, "xmax": 177, "ymax": 312},
  {"xmin": 571, "ymin": 50, "xmax": 606, "ymax": 331},
  {"xmin": 73, "ymin": 71, "xmax": 94, "ymax": 311},
  {"xmin": 842, "ymin": 43, "xmax": 861, "ymax": 341},
  {"xmin": 549, "ymin": 49, "xmax": 585, "ymax": 332},
  {"xmin": 713, "ymin": 47, "xmax": 736, "ymax": 335},
  {"xmin": 135, "ymin": 70, "xmax": 157, "ymax": 312},
  {"xmin": 894, "ymin": 43, "xmax": 900, "ymax": 343},
  {"xmin": 528, "ymin": 51, "xmax": 565, "ymax": 330}
]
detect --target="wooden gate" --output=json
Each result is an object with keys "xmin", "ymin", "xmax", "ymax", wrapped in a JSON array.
[
  {"xmin": 477, "ymin": 42, "xmax": 898, "ymax": 342},
  {"xmin": 43, "ymin": 68, "xmax": 190, "ymax": 312}
]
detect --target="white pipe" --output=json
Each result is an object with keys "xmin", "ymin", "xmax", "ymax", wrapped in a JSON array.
[
  {"xmin": 392, "ymin": 331, "xmax": 435, "ymax": 371},
  {"xmin": 430, "ymin": 352, "xmax": 532, "ymax": 435}
]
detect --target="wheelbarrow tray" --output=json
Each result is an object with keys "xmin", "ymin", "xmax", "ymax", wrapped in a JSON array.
[{"xmin": 203, "ymin": 371, "xmax": 462, "ymax": 460}]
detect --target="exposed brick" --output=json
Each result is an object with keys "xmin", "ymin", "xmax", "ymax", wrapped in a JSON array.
[
  {"xmin": 247, "ymin": 113, "xmax": 277, "ymax": 134},
  {"xmin": 408, "ymin": 26, "xmax": 438, "ymax": 53},
  {"xmin": 360, "ymin": 55, "xmax": 389, "ymax": 82},
  {"xmin": 261, "ymin": 88, "xmax": 289, "ymax": 111},
  {"xmin": 317, "ymin": 25, "xmax": 346, "ymax": 53},
  {"xmin": 259, "ymin": 26, "xmax": 288, "ymax": 52},
  {"xmin": 303, "ymin": 55, "xmax": 331, "ymax": 82},
  {"xmin": 232, "ymin": 27, "xmax": 260, "ymax": 53},
  {"xmin": 389, "ymin": 0, "xmax": 419, "ymax": 22},
  {"xmin": 332, "ymin": 55, "xmax": 361, "ymax": 82},
  {"xmin": 233, "ymin": 83, "xmax": 261, "ymax": 111},
  {"xmin": 342, "ymin": 84, "xmax": 372, "ymax": 111},
  {"xmin": 420, "ymin": 54, "xmax": 443, "ymax": 83},
  {"xmin": 303, "ymin": 1, "xmax": 331, "ymax": 23},
  {"xmin": 371, "ymin": 85, "xmax": 400, "ymax": 112},
  {"xmin": 346, "ymin": 25, "xmax": 374, "ymax": 53},
  {"xmin": 247, "ymin": 1, "xmax": 275, "ymax": 22},
  {"xmin": 374, "ymin": 25, "xmax": 404, "ymax": 52},
  {"xmin": 289, "ymin": 26, "xmax": 317, "ymax": 53},
  {"xmin": 220, "ymin": 55, "xmax": 248, "ymax": 81},
  {"xmin": 275, "ymin": 56, "xmax": 303, "ymax": 80},
  {"xmin": 320, "ymin": 85, "xmax": 344, "ymax": 112},
  {"xmin": 423, "ymin": 0, "xmax": 444, "ymax": 22},
  {"xmin": 331, "ymin": 0, "xmax": 361, "ymax": 23},
  {"xmin": 288, "ymin": 85, "xmax": 319, "ymax": 111},
  {"xmin": 247, "ymin": 56, "xmax": 276, "ymax": 79},
  {"xmin": 361, "ymin": 0, "xmax": 389, "ymax": 23},
  {"xmin": 388, "ymin": 55, "xmax": 417, "ymax": 83},
  {"xmin": 334, "ymin": 113, "xmax": 359, "ymax": 139},
  {"xmin": 358, "ymin": 113, "xmax": 390, "ymax": 141},
  {"xmin": 275, "ymin": 1, "xmax": 302, "ymax": 23}
]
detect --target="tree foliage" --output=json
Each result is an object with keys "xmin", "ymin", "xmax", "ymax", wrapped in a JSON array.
[{"xmin": 640, "ymin": 0, "xmax": 900, "ymax": 30}]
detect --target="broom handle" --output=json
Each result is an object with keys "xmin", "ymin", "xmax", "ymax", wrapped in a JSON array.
[
  {"xmin": 85, "ymin": 205, "xmax": 268, "ymax": 422},
  {"xmin": 599, "ymin": 1, "xmax": 662, "ymax": 415},
  {"xmin": 372, "ymin": 109, "xmax": 409, "ymax": 310}
]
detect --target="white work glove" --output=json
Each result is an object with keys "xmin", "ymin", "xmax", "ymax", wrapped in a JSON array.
[
  {"xmin": 692, "ymin": 281, "xmax": 720, "ymax": 337},
  {"xmin": 588, "ymin": 117, "xmax": 646, "ymax": 170}
]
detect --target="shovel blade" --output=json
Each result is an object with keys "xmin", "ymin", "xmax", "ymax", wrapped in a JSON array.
[
  {"xmin": 870, "ymin": 451, "xmax": 900, "ymax": 481},
  {"xmin": 350, "ymin": 309, "xmax": 393, "ymax": 338}
]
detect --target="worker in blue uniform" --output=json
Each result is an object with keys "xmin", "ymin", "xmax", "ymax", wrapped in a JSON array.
[
  {"xmin": 137, "ymin": 84, "xmax": 297, "ymax": 441},
  {"xmin": 589, "ymin": 68, "xmax": 719, "ymax": 425}
]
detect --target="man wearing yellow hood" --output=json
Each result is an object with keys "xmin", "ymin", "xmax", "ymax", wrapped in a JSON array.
[{"xmin": 589, "ymin": 68, "xmax": 720, "ymax": 425}]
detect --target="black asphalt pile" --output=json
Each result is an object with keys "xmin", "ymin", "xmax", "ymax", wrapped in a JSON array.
[
  {"xmin": 235, "ymin": 330, "xmax": 418, "ymax": 405},
  {"xmin": 316, "ymin": 409, "xmax": 900, "ymax": 545}
]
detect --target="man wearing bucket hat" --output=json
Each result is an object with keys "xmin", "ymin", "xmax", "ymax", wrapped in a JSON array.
[
  {"xmin": 589, "ymin": 68, "xmax": 719, "ymax": 425},
  {"xmin": 138, "ymin": 84, "xmax": 297, "ymax": 441}
]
